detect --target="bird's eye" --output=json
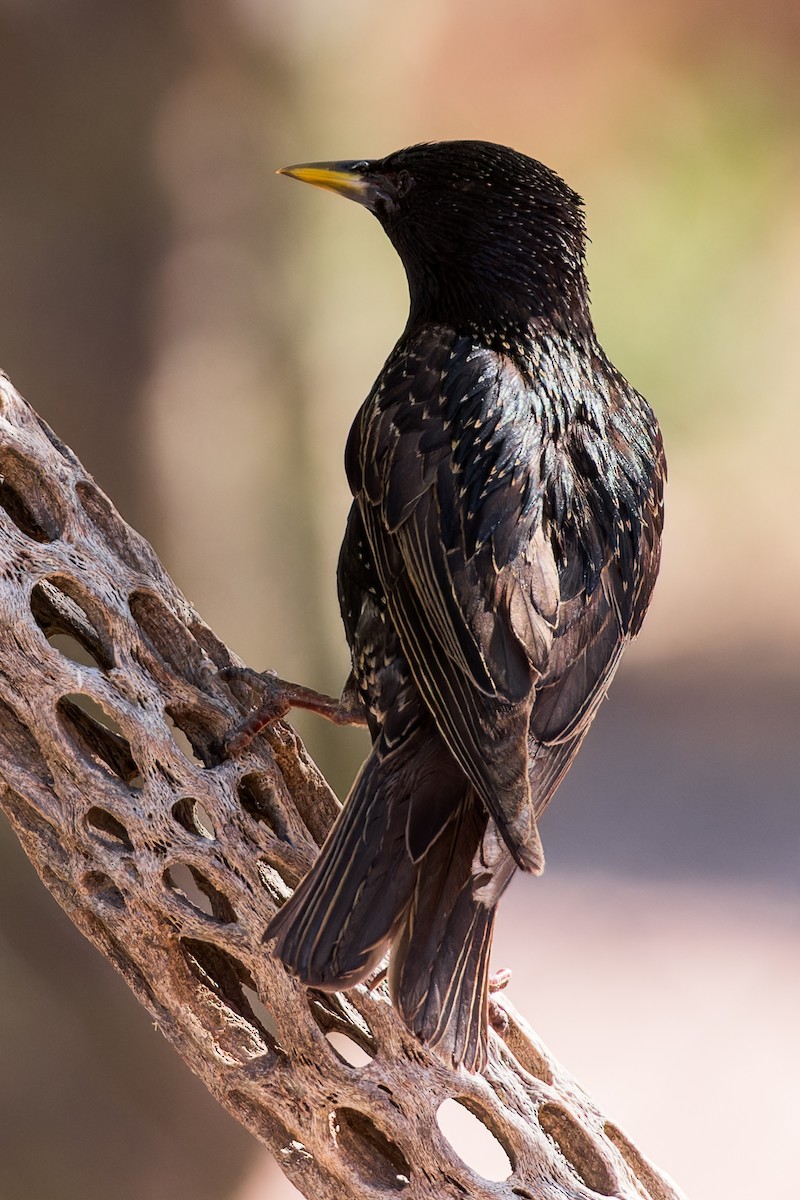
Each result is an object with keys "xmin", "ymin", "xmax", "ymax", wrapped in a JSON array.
[{"xmin": 349, "ymin": 160, "xmax": 370, "ymax": 173}]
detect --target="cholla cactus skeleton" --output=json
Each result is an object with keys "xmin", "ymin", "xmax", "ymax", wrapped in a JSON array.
[{"xmin": 0, "ymin": 373, "xmax": 684, "ymax": 1200}]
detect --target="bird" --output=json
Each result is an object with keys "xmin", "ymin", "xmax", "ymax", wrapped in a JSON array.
[{"xmin": 241, "ymin": 140, "xmax": 665, "ymax": 1073}]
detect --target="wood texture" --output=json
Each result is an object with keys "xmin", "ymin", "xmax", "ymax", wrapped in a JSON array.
[{"xmin": 0, "ymin": 372, "xmax": 686, "ymax": 1200}]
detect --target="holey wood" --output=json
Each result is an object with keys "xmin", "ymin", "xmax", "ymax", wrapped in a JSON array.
[{"xmin": 0, "ymin": 372, "xmax": 686, "ymax": 1200}]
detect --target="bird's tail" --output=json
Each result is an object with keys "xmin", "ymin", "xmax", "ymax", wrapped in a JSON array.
[
  {"xmin": 390, "ymin": 800, "xmax": 515, "ymax": 1073},
  {"xmin": 265, "ymin": 727, "xmax": 462, "ymax": 991},
  {"xmin": 265, "ymin": 726, "xmax": 514, "ymax": 1071}
]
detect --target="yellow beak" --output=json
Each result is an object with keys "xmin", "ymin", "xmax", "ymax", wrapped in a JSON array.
[{"xmin": 277, "ymin": 161, "xmax": 376, "ymax": 206}]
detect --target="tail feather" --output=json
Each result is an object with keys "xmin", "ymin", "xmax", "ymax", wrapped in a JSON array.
[
  {"xmin": 266, "ymin": 748, "xmax": 415, "ymax": 987},
  {"xmin": 267, "ymin": 719, "xmax": 516, "ymax": 1071},
  {"xmin": 389, "ymin": 799, "xmax": 514, "ymax": 1072},
  {"xmin": 395, "ymin": 900, "xmax": 495, "ymax": 1072},
  {"xmin": 266, "ymin": 730, "xmax": 464, "ymax": 990}
]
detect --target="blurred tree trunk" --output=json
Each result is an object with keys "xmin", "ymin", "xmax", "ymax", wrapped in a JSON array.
[
  {"xmin": 0, "ymin": 5, "xmax": 260, "ymax": 1197},
  {"xmin": 141, "ymin": 3, "xmax": 350, "ymax": 739}
]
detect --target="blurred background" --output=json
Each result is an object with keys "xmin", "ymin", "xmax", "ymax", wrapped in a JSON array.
[{"xmin": 0, "ymin": 1, "xmax": 798, "ymax": 1197}]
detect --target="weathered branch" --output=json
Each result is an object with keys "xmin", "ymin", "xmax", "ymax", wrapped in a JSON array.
[{"xmin": 0, "ymin": 372, "xmax": 685, "ymax": 1200}]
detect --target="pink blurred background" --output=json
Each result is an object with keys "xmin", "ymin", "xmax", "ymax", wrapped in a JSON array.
[{"xmin": 0, "ymin": 2, "xmax": 798, "ymax": 1197}]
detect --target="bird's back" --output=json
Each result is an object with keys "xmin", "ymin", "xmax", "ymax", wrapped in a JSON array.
[{"xmin": 342, "ymin": 321, "xmax": 664, "ymax": 824}]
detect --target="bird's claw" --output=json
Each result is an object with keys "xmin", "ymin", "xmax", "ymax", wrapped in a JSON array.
[
  {"xmin": 488, "ymin": 967, "xmax": 512, "ymax": 1034},
  {"xmin": 488, "ymin": 967, "xmax": 512, "ymax": 993},
  {"xmin": 221, "ymin": 668, "xmax": 293, "ymax": 755},
  {"xmin": 219, "ymin": 665, "xmax": 280, "ymax": 696}
]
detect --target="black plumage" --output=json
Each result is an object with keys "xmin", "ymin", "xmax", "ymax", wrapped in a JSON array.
[{"xmin": 264, "ymin": 141, "xmax": 665, "ymax": 1071}]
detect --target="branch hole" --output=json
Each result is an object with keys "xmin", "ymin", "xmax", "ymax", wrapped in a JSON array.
[
  {"xmin": 192, "ymin": 801, "xmax": 216, "ymax": 838},
  {"xmin": 188, "ymin": 619, "xmax": 230, "ymax": 669},
  {"xmin": 129, "ymin": 589, "xmax": 204, "ymax": 677},
  {"xmin": 49, "ymin": 633, "xmax": 101, "ymax": 668},
  {"xmin": 603, "ymin": 1122, "xmax": 674, "ymax": 1200},
  {"xmin": 503, "ymin": 1023, "xmax": 554, "ymax": 1085},
  {"xmin": 165, "ymin": 864, "xmax": 237, "ymax": 923},
  {"xmin": 436, "ymin": 1099, "xmax": 512, "ymax": 1182},
  {"xmin": 241, "ymin": 984, "xmax": 281, "ymax": 1042},
  {"xmin": 172, "ymin": 798, "xmax": 216, "ymax": 840},
  {"xmin": 57, "ymin": 694, "xmax": 143, "ymax": 788},
  {"xmin": 257, "ymin": 860, "xmax": 293, "ymax": 907},
  {"xmin": 179, "ymin": 938, "xmax": 277, "ymax": 1052},
  {"xmin": 166, "ymin": 714, "xmax": 204, "ymax": 765},
  {"xmin": 238, "ymin": 771, "xmax": 290, "ymax": 839},
  {"xmin": 326, "ymin": 1031, "xmax": 374, "ymax": 1068},
  {"xmin": 30, "ymin": 577, "xmax": 114, "ymax": 671},
  {"xmin": 0, "ymin": 447, "xmax": 64, "ymax": 542},
  {"xmin": 165, "ymin": 707, "xmax": 219, "ymax": 768},
  {"xmin": 538, "ymin": 1104, "xmax": 616, "ymax": 1196},
  {"xmin": 86, "ymin": 806, "xmax": 133, "ymax": 850},
  {"xmin": 82, "ymin": 870, "xmax": 126, "ymax": 910},
  {"xmin": 308, "ymin": 991, "xmax": 377, "ymax": 1062},
  {"xmin": 333, "ymin": 1108, "xmax": 410, "ymax": 1190}
]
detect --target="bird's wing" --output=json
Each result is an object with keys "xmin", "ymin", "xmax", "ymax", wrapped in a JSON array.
[
  {"xmin": 524, "ymin": 387, "xmax": 666, "ymax": 815},
  {"xmin": 347, "ymin": 331, "xmax": 557, "ymax": 868},
  {"xmin": 347, "ymin": 330, "xmax": 665, "ymax": 869}
]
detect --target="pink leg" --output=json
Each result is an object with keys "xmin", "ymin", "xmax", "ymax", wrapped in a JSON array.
[{"xmin": 222, "ymin": 667, "xmax": 367, "ymax": 754}]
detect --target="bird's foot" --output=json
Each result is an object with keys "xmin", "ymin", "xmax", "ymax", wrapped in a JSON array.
[
  {"xmin": 489, "ymin": 967, "xmax": 512, "ymax": 993},
  {"xmin": 221, "ymin": 667, "xmax": 366, "ymax": 755},
  {"xmin": 222, "ymin": 668, "xmax": 292, "ymax": 754},
  {"xmin": 488, "ymin": 967, "xmax": 512, "ymax": 1034}
]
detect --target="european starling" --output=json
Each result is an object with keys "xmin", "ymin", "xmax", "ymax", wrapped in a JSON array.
[{"xmin": 252, "ymin": 141, "xmax": 665, "ymax": 1072}]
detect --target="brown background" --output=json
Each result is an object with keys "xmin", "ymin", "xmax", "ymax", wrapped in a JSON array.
[{"xmin": 0, "ymin": 2, "xmax": 798, "ymax": 1197}]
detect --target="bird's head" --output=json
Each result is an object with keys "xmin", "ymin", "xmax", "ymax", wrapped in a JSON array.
[{"xmin": 279, "ymin": 140, "xmax": 591, "ymax": 341}]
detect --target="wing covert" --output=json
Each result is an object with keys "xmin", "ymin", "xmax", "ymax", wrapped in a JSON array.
[{"xmin": 344, "ymin": 326, "xmax": 665, "ymax": 869}]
